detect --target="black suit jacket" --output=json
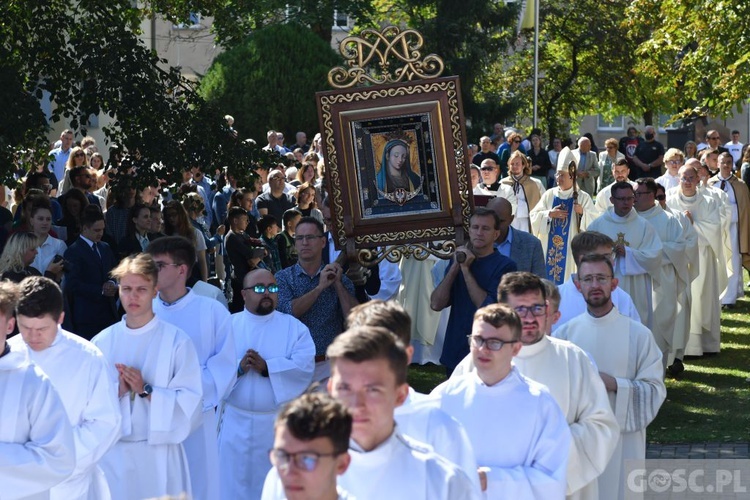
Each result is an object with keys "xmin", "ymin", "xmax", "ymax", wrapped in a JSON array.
[{"xmin": 62, "ymin": 237, "xmax": 118, "ymax": 339}]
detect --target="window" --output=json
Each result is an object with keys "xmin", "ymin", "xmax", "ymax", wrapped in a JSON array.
[
  {"xmin": 333, "ymin": 10, "xmax": 352, "ymax": 30},
  {"xmin": 173, "ymin": 12, "xmax": 203, "ymax": 30},
  {"xmin": 597, "ymin": 114, "xmax": 625, "ymax": 131}
]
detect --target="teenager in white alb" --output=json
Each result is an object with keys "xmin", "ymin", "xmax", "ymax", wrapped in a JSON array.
[
  {"xmin": 92, "ymin": 254, "xmax": 203, "ymax": 500},
  {"xmin": 219, "ymin": 269, "xmax": 315, "ymax": 499},
  {"xmin": 148, "ymin": 236, "xmax": 237, "ymax": 500},
  {"xmin": 432, "ymin": 304, "xmax": 571, "ymax": 499},
  {"xmin": 268, "ymin": 392, "xmax": 355, "ymax": 500},
  {"xmin": 555, "ymin": 254, "xmax": 665, "ymax": 500},
  {"xmin": 11, "ymin": 277, "xmax": 121, "ymax": 500},
  {"xmin": 0, "ymin": 281, "xmax": 75, "ymax": 500},
  {"xmin": 450, "ymin": 273, "xmax": 618, "ymax": 500}
]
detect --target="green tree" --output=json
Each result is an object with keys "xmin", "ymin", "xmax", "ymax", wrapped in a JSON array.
[{"xmin": 199, "ymin": 23, "xmax": 341, "ymax": 145}]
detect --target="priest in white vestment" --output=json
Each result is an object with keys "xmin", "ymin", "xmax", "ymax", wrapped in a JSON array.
[
  {"xmin": 92, "ymin": 254, "xmax": 203, "ymax": 500},
  {"xmin": 12, "ymin": 277, "xmax": 121, "ymax": 500},
  {"xmin": 149, "ymin": 237, "xmax": 237, "ymax": 500},
  {"xmin": 219, "ymin": 269, "xmax": 315, "ymax": 500},
  {"xmin": 432, "ymin": 304, "xmax": 571, "ymax": 499},
  {"xmin": 555, "ymin": 255, "xmax": 666, "ymax": 500},
  {"xmin": 588, "ymin": 182, "xmax": 662, "ymax": 330},
  {"xmin": 530, "ymin": 147, "xmax": 598, "ymax": 285},
  {"xmin": 0, "ymin": 281, "xmax": 75, "ymax": 500},
  {"xmin": 450, "ymin": 274, "xmax": 618, "ymax": 500},
  {"xmin": 633, "ymin": 179, "xmax": 691, "ymax": 364},
  {"xmin": 667, "ymin": 164, "xmax": 726, "ymax": 355}
]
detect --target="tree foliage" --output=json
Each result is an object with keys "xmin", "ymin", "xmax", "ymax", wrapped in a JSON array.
[{"xmin": 199, "ymin": 23, "xmax": 341, "ymax": 145}]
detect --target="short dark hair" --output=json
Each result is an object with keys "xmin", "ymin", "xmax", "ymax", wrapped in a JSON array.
[
  {"xmin": 296, "ymin": 216, "xmax": 324, "ymax": 235},
  {"xmin": 80, "ymin": 205, "xmax": 104, "ymax": 228},
  {"xmin": 472, "ymin": 207, "xmax": 501, "ymax": 229},
  {"xmin": 497, "ymin": 272, "xmax": 547, "ymax": 303},
  {"xmin": 16, "ymin": 276, "xmax": 63, "ymax": 319},
  {"xmin": 146, "ymin": 235, "xmax": 196, "ymax": 267},
  {"xmin": 570, "ymin": 231, "xmax": 614, "ymax": 264},
  {"xmin": 346, "ymin": 300, "xmax": 412, "ymax": 345},
  {"xmin": 282, "ymin": 208, "xmax": 302, "ymax": 227},
  {"xmin": 275, "ymin": 392, "xmax": 352, "ymax": 455},
  {"xmin": 326, "ymin": 326, "xmax": 408, "ymax": 385},
  {"xmin": 578, "ymin": 252, "xmax": 615, "ymax": 277},
  {"xmin": 258, "ymin": 214, "xmax": 279, "ymax": 235},
  {"xmin": 227, "ymin": 206, "xmax": 249, "ymax": 223},
  {"xmin": 473, "ymin": 303, "xmax": 522, "ymax": 341},
  {"xmin": 611, "ymin": 181, "xmax": 634, "ymax": 196},
  {"xmin": 635, "ymin": 177, "xmax": 657, "ymax": 193},
  {"xmin": 70, "ymin": 165, "xmax": 89, "ymax": 184},
  {"xmin": 732, "ymin": 130, "xmax": 740, "ymax": 135},
  {"xmin": 541, "ymin": 279, "xmax": 561, "ymax": 312},
  {"xmin": 614, "ymin": 158, "xmax": 629, "ymax": 168},
  {"xmin": 655, "ymin": 183, "xmax": 666, "ymax": 195},
  {"xmin": 0, "ymin": 281, "xmax": 20, "ymax": 318}
]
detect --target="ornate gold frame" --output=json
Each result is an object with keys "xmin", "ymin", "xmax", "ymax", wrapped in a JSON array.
[{"xmin": 316, "ymin": 27, "xmax": 471, "ymax": 266}]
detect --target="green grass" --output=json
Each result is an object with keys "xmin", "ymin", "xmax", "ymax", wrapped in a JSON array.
[{"xmin": 407, "ymin": 292, "xmax": 750, "ymax": 444}]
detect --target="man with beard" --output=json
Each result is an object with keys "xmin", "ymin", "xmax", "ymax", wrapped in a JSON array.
[
  {"xmin": 555, "ymin": 253, "xmax": 665, "ymax": 500},
  {"xmin": 451, "ymin": 272, "xmax": 619, "ymax": 500},
  {"xmin": 594, "ymin": 159, "xmax": 634, "ymax": 214},
  {"xmin": 148, "ymin": 236, "xmax": 237, "ymax": 500},
  {"xmin": 218, "ymin": 268, "xmax": 315, "ymax": 499}
]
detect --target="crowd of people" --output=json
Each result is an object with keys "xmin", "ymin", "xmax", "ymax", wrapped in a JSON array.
[{"xmin": 0, "ymin": 121, "xmax": 747, "ymax": 499}]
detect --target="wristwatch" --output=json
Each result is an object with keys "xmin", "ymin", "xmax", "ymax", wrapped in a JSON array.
[{"xmin": 139, "ymin": 383, "xmax": 153, "ymax": 398}]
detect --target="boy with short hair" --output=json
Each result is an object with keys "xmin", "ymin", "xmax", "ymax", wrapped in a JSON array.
[{"xmin": 267, "ymin": 392, "xmax": 353, "ymax": 500}]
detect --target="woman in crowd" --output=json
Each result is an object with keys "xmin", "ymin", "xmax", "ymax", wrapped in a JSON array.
[
  {"xmin": 118, "ymin": 203, "xmax": 153, "ymax": 258},
  {"xmin": 527, "ymin": 134, "xmax": 552, "ymax": 188},
  {"xmin": 0, "ymin": 232, "xmax": 42, "ymax": 282},
  {"xmin": 499, "ymin": 132, "xmax": 523, "ymax": 178},
  {"xmin": 163, "ymin": 199, "xmax": 208, "ymax": 283},
  {"xmin": 683, "ymin": 140, "xmax": 698, "ymax": 160},
  {"xmin": 598, "ymin": 137, "xmax": 626, "ymax": 189},
  {"xmin": 59, "ymin": 146, "xmax": 89, "ymax": 195},
  {"xmin": 294, "ymin": 182, "xmax": 324, "ymax": 224},
  {"xmin": 56, "ymin": 188, "xmax": 89, "ymax": 246},
  {"xmin": 89, "ymin": 152, "xmax": 105, "ymax": 171},
  {"xmin": 227, "ymin": 188, "xmax": 259, "ymax": 238},
  {"xmin": 29, "ymin": 201, "xmax": 66, "ymax": 282},
  {"xmin": 293, "ymin": 157, "xmax": 318, "ymax": 187}
]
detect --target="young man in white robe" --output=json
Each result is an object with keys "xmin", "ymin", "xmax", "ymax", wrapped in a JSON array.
[
  {"xmin": 530, "ymin": 147, "xmax": 598, "ymax": 285},
  {"xmin": 450, "ymin": 273, "xmax": 619, "ymax": 500},
  {"xmin": 588, "ymin": 181, "xmax": 662, "ymax": 330},
  {"xmin": 633, "ymin": 179, "xmax": 692, "ymax": 367},
  {"xmin": 555, "ymin": 254, "xmax": 666, "ymax": 500},
  {"xmin": 432, "ymin": 304, "xmax": 571, "ymax": 499},
  {"xmin": 11, "ymin": 277, "xmax": 121, "ymax": 500},
  {"xmin": 346, "ymin": 300, "xmax": 480, "ymax": 491},
  {"xmin": 552, "ymin": 232, "xmax": 641, "ymax": 333},
  {"xmin": 0, "ymin": 281, "xmax": 75, "ymax": 500},
  {"xmin": 655, "ymin": 148, "xmax": 685, "ymax": 191},
  {"xmin": 667, "ymin": 164, "xmax": 726, "ymax": 356},
  {"xmin": 92, "ymin": 254, "xmax": 203, "ymax": 500},
  {"xmin": 268, "ymin": 392, "xmax": 354, "ymax": 500},
  {"xmin": 219, "ymin": 268, "xmax": 315, "ymax": 500},
  {"xmin": 594, "ymin": 159, "xmax": 634, "ymax": 214},
  {"xmin": 147, "ymin": 236, "xmax": 237, "ymax": 500}
]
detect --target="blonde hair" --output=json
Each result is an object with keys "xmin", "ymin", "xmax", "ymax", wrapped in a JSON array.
[
  {"xmin": 111, "ymin": 253, "xmax": 158, "ymax": 285},
  {"xmin": 664, "ymin": 148, "xmax": 685, "ymax": 164},
  {"xmin": 0, "ymin": 232, "xmax": 41, "ymax": 274},
  {"xmin": 65, "ymin": 146, "xmax": 88, "ymax": 169},
  {"xmin": 604, "ymin": 138, "xmax": 618, "ymax": 149},
  {"xmin": 508, "ymin": 149, "xmax": 531, "ymax": 175}
]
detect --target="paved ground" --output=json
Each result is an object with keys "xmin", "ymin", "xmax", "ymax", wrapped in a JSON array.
[{"xmin": 647, "ymin": 443, "xmax": 750, "ymax": 459}]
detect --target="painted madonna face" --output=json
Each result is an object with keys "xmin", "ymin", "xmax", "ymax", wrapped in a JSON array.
[{"xmin": 387, "ymin": 145, "xmax": 408, "ymax": 172}]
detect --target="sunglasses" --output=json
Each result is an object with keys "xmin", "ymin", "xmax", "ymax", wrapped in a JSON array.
[
  {"xmin": 656, "ymin": 194, "xmax": 666, "ymax": 201},
  {"xmin": 243, "ymin": 284, "xmax": 279, "ymax": 294}
]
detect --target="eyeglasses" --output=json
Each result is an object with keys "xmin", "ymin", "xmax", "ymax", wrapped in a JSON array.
[
  {"xmin": 612, "ymin": 196, "xmax": 635, "ymax": 202},
  {"xmin": 512, "ymin": 140, "xmax": 521, "ymax": 144},
  {"xmin": 243, "ymin": 284, "xmax": 279, "ymax": 294},
  {"xmin": 74, "ymin": 152, "xmax": 86, "ymax": 157},
  {"xmin": 680, "ymin": 177, "xmax": 697, "ymax": 183},
  {"xmin": 606, "ymin": 145, "xmax": 616, "ymax": 150},
  {"xmin": 155, "ymin": 262, "xmax": 181, "ymax": 271},
  {"xmin": 480, "ymin": 167, "xmax": 496, "ymax": 172},
  {"xmin": 666, "ymin": 160, "xmax": 683, "ymax": 165},
  {"xmin": 513, "ymin": 304, "xmax": 547, "ymax": 317},
  {"xmin": 269, "ymin": 449, "xmax": 339, "ymax": 473},
  {"xmin": 578, "ymin": 274, "xmax": 613, "ymax": 285},
  {"xmin": 294, "ymin": 234, "xmax": 324, "ymax": 242},
  {"xmin": 656, "ymin": 194, "xmax": 666, "ymax": 201},
  {"xmin": 467, "ymin": 335, "xmax": 518, "ymax": 351},
  {"xmin": 634, "ymin": 191, "xmax": 653, "ymax": 197}
]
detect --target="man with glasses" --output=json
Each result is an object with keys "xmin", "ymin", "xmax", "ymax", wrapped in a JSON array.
[
  {"xmin": 474, "ymin": 158, "xmax": 518, "ymax": 213},
  {"xmin": 705, "ymin": 129, "xmax": 729, "ymax": 156},
  {"xmin": 634, "ymin": 178, "xmax": 692, "ymax": 369},
  {"xmin": 451, "ymin": 272, "xmax": 619, "ymax": 500},
  {"xmin": 589, "ymin": 181, "xmax": 662, "ymax": 330},
  {"xmin": 556, "ymin": 253, "xmax": 665, "ymax": 500},
  {"xmin": 264, "ymin": 392, "xmax": 353, "ymax": 500},
  {"xmin": 432, "ymin": 302, "xmax": 571, "ymax": 498},
  {"xmin": 655, "ymin": 148, "xmax": 685, "ymax": 190},
  {"xmin": 276, "ymin": 217, "xmax": 358, "ymax": 385},
  {"xmin": 667, "ymin": 164, "xmax": 726, "ymax": 356},
  {"xmin": 148, "ymin": 236, "xmax": 237, "ymax": 500},
  {"xmin": 219, "ymin": 268, "xmax": 314, "ymax": 499},
  {"xmin": 707, "ymin": 152, "xmax": 750, "ymax": 310}
]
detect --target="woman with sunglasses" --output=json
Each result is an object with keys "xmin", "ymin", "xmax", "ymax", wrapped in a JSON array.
[{"xmin": 58, "ymin": 146, "xmax": 89, "ymax": 195}]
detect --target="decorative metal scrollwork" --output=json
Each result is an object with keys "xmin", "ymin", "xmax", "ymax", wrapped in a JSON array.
[
  {"xmin": 328, "ymin": 26, "xmax": 445, "ymax": 89},
  {"xmin": 357, "ymin": 241, "xmax": 458, "ymax": 267}
]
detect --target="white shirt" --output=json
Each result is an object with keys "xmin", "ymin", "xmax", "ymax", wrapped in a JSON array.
[{"xmin": 31, "ymin": 234, "xmax": 67, "ymax": 275}]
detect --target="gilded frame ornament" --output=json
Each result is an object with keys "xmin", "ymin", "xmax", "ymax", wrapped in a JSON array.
[{"xmin": 316, "ymin": 76, "xmax": 472, "ymax": 265}]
